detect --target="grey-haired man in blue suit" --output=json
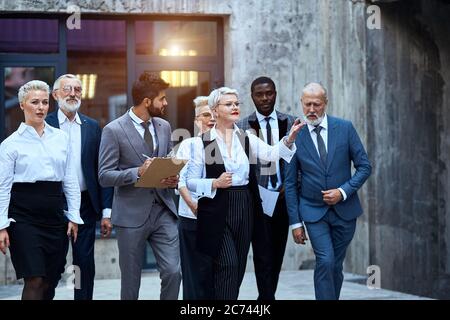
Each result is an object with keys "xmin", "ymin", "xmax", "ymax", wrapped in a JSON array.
[{"xmin": 284, "ymin": 82, "xmax": 371, "ymax": 300}]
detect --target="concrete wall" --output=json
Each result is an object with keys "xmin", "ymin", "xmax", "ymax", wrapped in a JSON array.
[{"xmin": 365, "ymin": 0, "xmax": 450, "ymax": 299}]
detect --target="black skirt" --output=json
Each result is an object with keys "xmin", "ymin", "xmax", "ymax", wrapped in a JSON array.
[{"xmin": 7, "ymin": 181, "xmax": 68, "ymax": 281}]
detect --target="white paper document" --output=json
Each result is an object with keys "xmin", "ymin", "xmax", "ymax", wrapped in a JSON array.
[{"xmin": 258, "ymin": 185, "xmax": 280, "ymax": 217}]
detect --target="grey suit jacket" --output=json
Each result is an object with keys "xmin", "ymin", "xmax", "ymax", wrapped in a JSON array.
[
  {"xmin": 98, "ymin": 112, "xmax": 177, "ymax": 228},
  {"xmin": 237, "ymin": 110, "xmax": 296, "ymax": 189}
]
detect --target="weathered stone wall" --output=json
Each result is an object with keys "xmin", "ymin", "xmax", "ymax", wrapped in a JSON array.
[{"xmin": 366, "ymin": 0, "xmax": 450, "ymax": 298}]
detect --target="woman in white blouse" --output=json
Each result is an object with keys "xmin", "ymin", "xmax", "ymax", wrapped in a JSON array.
[
  {"xmin": 186, "ymin": 87, "xmax": 304, "ymax": 299},
  {"xmin": 176, "ymin": 96, "xmax": 215, "ymax": 300},
  {"xmin": 0, "ymin": 80, "xmax": 83, "ymax": 300}
]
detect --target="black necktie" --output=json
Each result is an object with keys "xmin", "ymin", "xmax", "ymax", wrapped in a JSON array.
[
  {"xmin": 141, "ymin": 122, "xmax": 154, "ymax": 154},
  {"xmin": 314, "ymin": 125, "xmax": 327, "ymax": 166},
  {"xmin": 265, "ymin": 117, "xmax": 278, "ymax": 188}
]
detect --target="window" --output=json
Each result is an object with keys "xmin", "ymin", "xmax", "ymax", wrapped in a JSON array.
[
  {"xmin": 135, "ymin": 21, "xmax": 217, "ymax": 56},
  {"xmin": 67, "ymin": 20, "xmax": 127, "ymax": 128},
  {"xmin": 0, "ymin": 19, "xmax": 59, "ymax": 53}
]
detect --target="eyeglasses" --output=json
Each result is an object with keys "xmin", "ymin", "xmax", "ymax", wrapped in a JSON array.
[
  {"xmin": 60, "ymin": 85, "xmax": 82, "ymax": 95},
  {"xmin": 218, "ymin": 101, "xmax": 242, "ymax": 108},
  {"xmin": 196, "ymin": 112, "xmax": 213, "ymax": 118}
]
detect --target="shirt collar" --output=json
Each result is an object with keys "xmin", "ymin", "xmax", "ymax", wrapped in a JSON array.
[
  {"xmin": 210, "ymin": 123, "xmax": 241, "ymax": 140},
  {"xmin": 129, "ymin": 107, "xmax": 152, "ymax": 126},
  {"xmin": 307, "ymin": 113, "xmax": 328, "ymax": 133},
  {"xmin": 17, "ymin": 121, "xmax": 54, "ymax": 136},
  {"xmin": 58, "ymin": 108, "xmax": 81, "ymax": 125},
  {"xmin": 255, "ymin": 109, "xmax": 277, "ymax": 123}
]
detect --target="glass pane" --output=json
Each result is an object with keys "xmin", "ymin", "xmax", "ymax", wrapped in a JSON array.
[
  {"xmin": 4, "ymin": 67, "xmax": 55, "ymax": 136},
  {"xmin": 67, "ymin": 20, "xmax": 127, "ymax": 127},
  {"xmin": 0, "ymin": 19, "xmax": 58, "ymax": 53},
  {"xmin": 67, "ymin": 20, "xmax": 126, "ymax": 53},
  {"xmin": 148, "ymin": 70, "xmax": 210, "ymax": 136},
  {"xmin": 136, "ymin": 21, "xmax": 217, "ymax": 56}
]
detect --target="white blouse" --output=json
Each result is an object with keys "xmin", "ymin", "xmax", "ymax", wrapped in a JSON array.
[
  {"xmin": 0, "ymin": 122, "xmax": 83, "ymax": 230},
  {"xmin": 186, "ymin": 124, "xmax": 296, "ymax": 199},
  {"xmin": 176, "ymin": 137, "xmax": 199, "ymax": 219}
]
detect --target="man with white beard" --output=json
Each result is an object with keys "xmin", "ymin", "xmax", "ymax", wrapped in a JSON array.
[
  {"xmin": 284, "ymin": 82, "xmax": 372, "ymax": 300},
  {"xmin": 45, "ymin": 74, "xmax": 113, "ymax": 300}
]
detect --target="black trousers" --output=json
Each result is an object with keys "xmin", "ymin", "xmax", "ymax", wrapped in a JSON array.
[
  {"xmin": 214, "ymin": 187, "xmax": 253, "ymax": 300},
  {"xmin": 178, "ymin": 216, "xmax": 214, "ymax": 300},
  {"xmin": 68, "ymin": 191, "xmax": 97, "ymax": 300},
  {"xmin": 252, "ymin": 194, "xmax": 289, "ymax": 300},
  {"xmin": 48, "ymin": 191, "xmax": 97, "ymax": 300}
]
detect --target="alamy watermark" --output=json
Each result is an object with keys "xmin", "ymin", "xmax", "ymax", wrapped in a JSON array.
[
  {"xmin": 367, "ymin": 5, "xmax": 381, "ymax": 30},
  {"xmin": 65, "ymin": 264, "xmax": 81, "ymax": 290},
  {"xmin": 367, "ymin": 265, "xmax": 381, "ymax": 289},
  {"xmin": 66, "ymin": 4, "xmax": 81, "ymax": 30}
]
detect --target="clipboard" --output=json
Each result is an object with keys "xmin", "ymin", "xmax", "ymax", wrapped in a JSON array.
[{"xmin": 134, "ymin": 157, "xmax": 187, "ymax": 188}]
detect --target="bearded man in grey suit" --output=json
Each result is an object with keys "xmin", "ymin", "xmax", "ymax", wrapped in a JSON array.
[{"xmin": 98, "ymin": 72, "xmax": 180, "ymax": 300}]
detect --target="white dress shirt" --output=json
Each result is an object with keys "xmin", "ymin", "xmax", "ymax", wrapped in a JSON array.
[
  {"xmin": 128, "ymin": 108, "xmax": 157, "ymax": 153},
  {"xmin": 255, "ymin": 109, "xmax": 282, "ymax": 190},
  {"xmin": 176, "ymin": 137, "xmax": 200, "ymax": 219},
  {"xmin": 186, "ymin": 124, "xmax": 296, "ymax": 199},
  {"xmin": 58, "ymin": 109, "xmax": 86, "ymax": 192},
  {"xmin": 291, "ymin": 114, "xmax": 347, "ymax": 230},
  {"xmin": 0, "ymin": 122, "xmax": 83, "ymax": 230},
  {"xmin": 57, "ymin": 109, "xmax": 111, "ymax": 219}
]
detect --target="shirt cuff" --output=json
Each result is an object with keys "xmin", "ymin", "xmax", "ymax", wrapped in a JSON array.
[
  {"xmin": 102, "ymin": 208, "xmax": 112, "ymax": 219},
  {"xmin": 290, "ymin": 222, "xmax": 303, "ymax": 229},
  {"xmin": 64, "ymin": 210, "xmax": 84, "ymax": 224},
  {"xmin": 178, "ymin": 180, "xmax": 187, "ymax": 189},
  {"xmin": 338, "ymin": 188, "xmax": 347, "ymax": 201},
  {"xmin": 0, "ymin": 218, "xmax": 16, "ymax": 230},
  {"xmin": 279, "ymin": 137, "xmax": 297, "ymax": 161},
  {"xmin": 196, "ymin": 178, "xmax": 217, "ymax": 199}
]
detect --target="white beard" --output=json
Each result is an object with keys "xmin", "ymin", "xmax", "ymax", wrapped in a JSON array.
[
  {"xmin": 303, "ymin": 113, "xmax": 324, "ymax": 127},
  {"xmin": 58, "ymin": 97, "xmax": 81, "ymax": 113}
]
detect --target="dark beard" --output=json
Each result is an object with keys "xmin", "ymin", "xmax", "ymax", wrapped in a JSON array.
[{"xmin": 148, "ymin": 105, "xmax": 163, "ymax": 117}]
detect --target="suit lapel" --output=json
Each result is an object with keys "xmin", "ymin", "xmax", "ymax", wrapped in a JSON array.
[
  {"xmin": 248, "ymin": 112, "xmax": 264, "ymax": 141},
  {"xmin": 120, "ymin": 113, "xmax": 149, "ymax": 162},
  {"xmin": 326, "ymin": 116, "xmax": 338, "ymax": 170},
  {"xmin": 152, "ymin": 118, "xmax": 165, "ymax": 157},
  {"xmin": 80, "ymin": 114, "xmax": 88, "ymax": 156},
  {"xmin": 46, "ymin": 112, "xmax": 60, "ymax": 129},
  {"xmin": 277, "ymin": 111, "xmax": 288, "ymax": 140}
]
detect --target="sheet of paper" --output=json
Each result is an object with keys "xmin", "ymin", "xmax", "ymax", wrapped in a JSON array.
[
  {"xmin": 258, "ymin": 185, "xmax": 280, "ymax": 217},
  {"xmin": 134, "ymin": 157, "xmax": 187, "ymax": 188}
]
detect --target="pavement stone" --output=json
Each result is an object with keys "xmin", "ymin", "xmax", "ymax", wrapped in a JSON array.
[{"xmin": 0, "ymin": 270, "xmax": 431, "ymax": 300}]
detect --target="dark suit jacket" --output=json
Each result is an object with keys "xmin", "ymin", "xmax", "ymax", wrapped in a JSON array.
[
  {"xmin": 237, "ymin": 110, "xmax": 296, "ymax": 190},
  {"xmin": 284, "ymin": 115, "xmax": 372, "ymax": 224},
  {"xmin": 46, "ymin": 110, "xmax": 113, "ymax": 222}
]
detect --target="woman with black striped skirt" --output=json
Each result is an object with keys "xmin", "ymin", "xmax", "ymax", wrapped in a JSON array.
[
  {"xmin": 186, "ymin": 87, "xmax": 304, "ymax": 299},
  {"xmin": 0, "ymin": 80, "xmax": 83, "ymax": 300}
]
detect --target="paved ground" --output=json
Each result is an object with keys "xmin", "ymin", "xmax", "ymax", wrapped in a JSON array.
[{"xmin": 0, "ymin": 270, "xmax": 431, "ymax": 300}]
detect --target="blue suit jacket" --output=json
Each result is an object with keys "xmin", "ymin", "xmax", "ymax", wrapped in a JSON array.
[
  {"xmin": 46, "ymin": 110, "xmax": 113, "ymax": 222},
  {"xmin": 284, "ymin": 116, "xmax": 372, "ymax": 224}
]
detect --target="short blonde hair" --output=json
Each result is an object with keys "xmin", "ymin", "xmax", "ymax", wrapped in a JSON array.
[
  {"xmin": 18, "ymin": 80, "xmax": 50, "ymax": 104},
  {"xmin": 193, "ymin": 96, "xmax": 209, "ymax": 116},
  {"xmin": 208, "ymin": 87, "xmax": 238, "ymax": 110}
]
